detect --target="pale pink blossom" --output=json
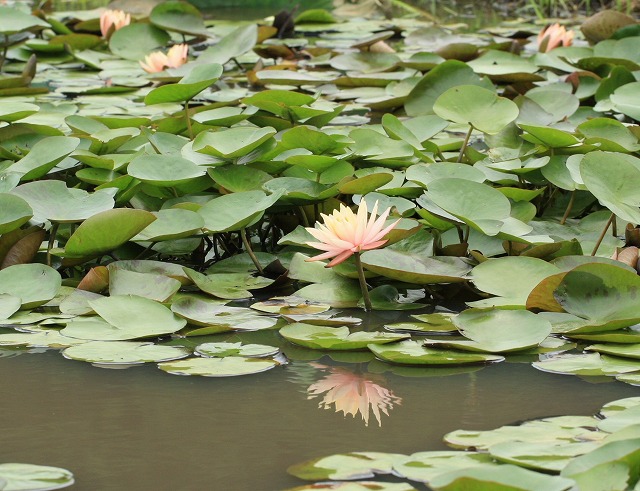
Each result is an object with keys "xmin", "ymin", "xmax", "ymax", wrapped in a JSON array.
[
  {"xmin": 100, "ymin": 9, "xmax": 130, "ymax": 38},
  {"xmin": 307, "ymin": 365, "xmax": 401, "ymax": 427},
  {"xmin": 305, "ymin": 200, "xmax": 400, "ymax": 267},
  {"xmin": 537, "ymin": 23, "xmax": 574, "ymax": 52},
  {"xmin": 139, "ymin": 44, "xmax": 189, "ymax": 73}
]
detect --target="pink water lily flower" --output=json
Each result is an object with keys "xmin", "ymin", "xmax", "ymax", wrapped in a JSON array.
[
  {"xmin": 537, "ymin": 23, "xmax": 574, "ymax": 52},
  {"xmin": 139, "ymin": 44, "xmax": 189, "ymax": 73},
  {"xmin": 305, "ymin": 200, "xmax": 400, "ymax": 267},
  {"xmin": 307, "ymin": 365, "xmax": 401, "ymax": 427},
  {"xmin": 100, "ymin": 9, "xmax": 130, "ymax": 38}
]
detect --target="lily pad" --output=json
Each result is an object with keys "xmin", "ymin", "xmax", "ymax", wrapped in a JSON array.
[
  {"xmin": 433, "ymin": 85, "xmax": 519, "ymax": 135},
  {"xmin": 62, "ymin": 341, "xmax": 190, "ymax": 364},
  {"xmin": 368, "ymin": 340, "xmax": 504, "ymax": 365},
  {"xmin": 0, "ymin": 463, "xmax": 74, "ymax": 490},
  {"xmin": 430, "ymin": 464, "xmax": 576, "ymax": 491},
  {"xmin": 554, "ymin": 263, "xmax": 640, "ymax": 331},
  {"xmin": 279, "ymin": 323, "xmax": 408, "ymax": 350},
  {"xmin": 195, "ymin": 342, "xmax": 279, "ymax": 358},
  {"xmin": 360, "ymin": 249, "xmax": 471, "ymax": 284},
  {"xmin": 0, "ymin": 264, "xmax": 61, "ymax": 309},
  {"xmin": 157, "ymin": 356, "xmax": 278, "ymax": 377},
  {"xmin": 64, "ymin": 209, "xmax": 156, "ymax": 257}
]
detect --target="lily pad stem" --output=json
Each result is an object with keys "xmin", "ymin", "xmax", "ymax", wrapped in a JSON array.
[
  {"xmin": 457, "ymin": 124, "xmax": 473, "ymax": 163},
  {"xmin": 47, "ymin": 222, "xmax": 59, "ymax": 267},
  {"xmin": 354, "ymin": 251, "xmax": 372, "ymax": 311},
  {"xmin": 591, "ymin": 212, "xmax": 615, "ymax": 256},
  {"xmin": 240, "ymin": 228, "xmax": 264, "ymax": 275},
  {"xmin": 560, "ymin": 190, "xmax": 575, "ymax": 225},
  {"xmin": 185, "ymin": 99, "xmax": 193, "ymax": 140}
]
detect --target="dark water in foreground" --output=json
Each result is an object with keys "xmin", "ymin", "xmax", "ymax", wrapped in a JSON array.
[{"xmin": 1, "ymin": 345, "xmax": 637, "ymax": 490}]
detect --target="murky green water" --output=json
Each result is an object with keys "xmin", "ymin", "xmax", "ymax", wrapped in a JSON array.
[{"xmin": 1, "ymin": 341, "xmax": 637, "ymax": 490}]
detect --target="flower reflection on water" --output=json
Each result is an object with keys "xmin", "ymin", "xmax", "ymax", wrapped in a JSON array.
[{"xmin": 306, "ymin": 363, "xmax": 401, "ymax": 427}]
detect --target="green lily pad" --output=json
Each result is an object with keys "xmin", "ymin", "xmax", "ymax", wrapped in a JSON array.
[
  {"xmin": 127, "ymin": 154, "xmax": 206, "ymax": 186},
  {"xmin": 0, "ymin": 294, "xmax": 21, "ymax": 320},
  {"xmin": 64, "ymin": 209, "xmax": 156, "ymax": 257},
  {"xmin": 586, "ymin": 343, "xmax": 640, "ymax": 360},
  {"xmin": 288, "ymin": 452, "xmax": 406, "ymax": 481},
  {"xmin": 444, "ymin": 415, "xmax": 602, "ymax": 450},
  {"xmin": 107, "ymin": 267, "xmax": 181, "ymax": 302},
  {"xmin": 0, "ymin": 193, "xmax": 32, "ymax": 234},
  {"xmin": 433, "ymin": 85, "xmax": 519, "ymax": 135},
  {"xmin": 8, "ymin": 136, "xmax": 79, "ymax": 181},
  {"xmin": 0, "ymin": 7, "xmax": 49, "ymax": 35},
  {"xmin": 427, "ymin": 308, "xmax": 553, "ymax": 353},
  {"xmin": 62, "ymin": 341, "xmax": 190, "ymax": 365},
  {"xmin": 0, "ymin": 463, "xmax": 74, "ymax": 490},
  {"xmin": 145, "ymin": 64, "xmax": 223, "ymax": 105},
  {"xmin": 195, "ymin": 342, "xmax": 279, "ymax": 358},
  {"xmin": 193, "ymin": 126, "xmax": 276, "ymax": 159},
  {"xmin": 10, "ymin": 180, "xmax": 115, "ymax": 223},
  {"xmin": 109, "ymin": 23, "xmax": 171, "ymax": 62},
  {"xmin": 422, "ymin": 178, "xmax": 514, "ymax": 236},
  {"xmin": 561, "ymin": 439, "xmax": 640, "ymax": 490},
  {"xmin": 580, "ymin": 151, "xmax": 640, "ymax": 224},
  {"xmin": 469, "ymin": 256, "xmax": 561, "ymax": 308},
  {"xmin": 133, "ymin": 209, "xmax": 203, "ymax": 242},
  {"xmin": 63, "ymin": 295, "xmax": 185, "ymax": 341},
  {"xmin": 405, "ymin": 60, "xmax": 492, "ymax": 117},
  {"xmin": 533, "ymin": 352, "xmax": 640, "ymax": 376},
  {"xmin": 393, "ymin": 451, "xmax": 494, "ymax": 484},
  {"xmin": 554, "ymin": 263, "xmax": 640, "ymax": 331},
  {"xmin": 157, "ymin": 356, "xmax": 278, "ymax": 377},
  {"xmin": 360, "ymin": 249, "xmax": 471, "ymax": 284},
  {"xmin": 171, "ymin": 295, "xmax": 279, "ymax": 330},
  {"xmin": 207, "ymin": 165, "xmax": 272, "ymax": 193},
  {"xmin": 197, "ymin": 24, "xmax": 257, "ymax": 65},
  {"xmin": 0, "ymin": 264, "xmax": 61, "ymax": 309},
  {"xmin": 489, "ymin": 441, "xmax": 601, "ymax": 473},
  {"xmin": 0, "ymin": 330, "xmax": 86, "ymax": 348},
  {"xmin": 0, "ymin": 102, "xmax": 39, "ymax": 123},
  {"xmin": 279, "ymin": 323, "xmax": 408, "ymax": 350},
  {"xmin": 198, "ymin": 190, "xmax": 281, "ymax": 232},
  {"xmin": 430, "ymin": 463, "xmax": 576, "ymax": 491},
  {"xmin": 149, "ymin": 0, "xmax": 209, "ymax": 36},
  {"xmin": 284, "ymin": 483, "xmax": 416, "ymax": 491},
  {"xmin": 368, "ymin": 340, "xmax": 504, "ymax": 365}
]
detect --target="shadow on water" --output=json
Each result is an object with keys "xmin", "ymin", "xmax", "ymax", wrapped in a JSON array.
[{"xmin": 1, "ymin": 345, "xmax": 637, "ymax": 489}]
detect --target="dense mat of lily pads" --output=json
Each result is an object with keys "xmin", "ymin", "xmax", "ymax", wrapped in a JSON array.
[
  {"xmin": 3, "ymin": 1, "xmax": 640, "ymax": 488},
  {"xmin": 284, "ymin": 396, "xmax": 640, "ymax": 491}
]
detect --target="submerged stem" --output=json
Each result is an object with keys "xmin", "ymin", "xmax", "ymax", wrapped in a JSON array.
[
  {"xmin": 591, "ymin": 213, "xmax": 615, "ymax": 256},
  {"xmin": 185, "ymin": 99, "xmax": 193, "ymax": 140},
  {"xmin": 240, "ymin": 228, "xmax": 264, "ymax": 275},
  {"xmin": 47, "ymin": 222, "xmax": 59, "ymax": 267},
  {"xmin": 354, "ymin": 252, "xmax": 372, "ymax": 312},
  {"xmin": 560, "ymin": 190, "xmax": 576, "ymax": 225},
  {"xmin": 457, "ymin": 124, "xmax": 474, "ymax": 163}
]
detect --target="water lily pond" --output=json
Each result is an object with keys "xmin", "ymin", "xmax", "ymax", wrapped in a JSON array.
[{"xmin": 4, "ymin": 0, "xmax": 640, "ymax": 489}]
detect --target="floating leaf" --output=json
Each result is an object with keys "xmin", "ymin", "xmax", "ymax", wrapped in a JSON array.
[
  {"xmin": 279, "ymin": 323, "xmax": 408, "ymax": 350},
  {"xmin": 158, "ymin": 356, "xmax": 277, "ymax": 377},
  {"xmin": 0, "ymin": 463, "xmax": 74, "ymax": 490},
  {"xmin": 65, "ymin": 209, "xmax": 156, "ymax": 257},
  {"xmin": 63, "ymin": 341, "xmax": 190, "ymax": 365},
  {"xmin": 195, "ymin": 342, "xmax": 279, "ymax": 358},
  {"xmin": 433, "ymin": 85, "xmax": 519, "ymax": 134},
  {"xmin": 0, "ymin": 264, "xmax": 61, "ymax": 309},
  {"xmin": 369, "ymin": 340, "xmax": 504, "ymax": 365}
]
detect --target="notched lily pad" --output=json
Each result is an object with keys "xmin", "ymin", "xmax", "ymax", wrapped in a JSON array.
[
  {"xmin": 279, "ymin": 323, "xmax": 408, "ymax": 350},
  {"xmin": 62, "ymin": 341, "xmax": 190, "ymax": 365},
  {"xmin": 158, "ymin": 356, "xmax": 278, "ymax": 377}
]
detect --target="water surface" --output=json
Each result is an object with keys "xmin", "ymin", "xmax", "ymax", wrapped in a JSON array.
[{"xmin": 1, "ymin": 345, "xmax": 636, "ymax": 490}]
